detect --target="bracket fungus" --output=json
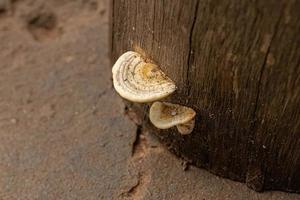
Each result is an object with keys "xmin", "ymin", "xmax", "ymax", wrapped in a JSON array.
[
  {"xmin": 149, "ymin": 102, "xmax": 196, "ymax": 135},
  {"xmin": 112, "ymin": 51, "xmax": 176, "ymax": 103}
]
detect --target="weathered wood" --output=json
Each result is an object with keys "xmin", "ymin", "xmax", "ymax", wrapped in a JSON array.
[{"xmin": 111, "ymin": 0, "xmax": 300, "ymax": 192}]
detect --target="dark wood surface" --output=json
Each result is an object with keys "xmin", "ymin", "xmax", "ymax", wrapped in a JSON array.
[{"xmin": 111, "ymin": 0, "xmax": 300, "ymax": 192}]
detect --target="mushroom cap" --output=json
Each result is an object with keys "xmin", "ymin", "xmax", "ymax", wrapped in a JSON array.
[
  {"xmin": 112, "ymin": 51, "xmax": 176, "ymax": 103},
  {"xmin": 176, "ymin": 119, "xmax": 195, "ymax": 135},
  {"xmin": 149, "ymin": 102, "xmax": 196, "ymax": 129}
]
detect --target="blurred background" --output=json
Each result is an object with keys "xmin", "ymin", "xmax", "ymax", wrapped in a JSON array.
[{"xmin": 0, "ymin": 0, "xmax": 299, "ymax": 199}]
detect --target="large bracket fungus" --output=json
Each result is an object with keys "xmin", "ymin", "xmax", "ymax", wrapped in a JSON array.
[
  {"xmin": 112, "ymin": 51, "xmax": 197, "ymax": 135},
  {"xmin": 112, "ymin": 51, "xmax": 176, "ymax": 103}
]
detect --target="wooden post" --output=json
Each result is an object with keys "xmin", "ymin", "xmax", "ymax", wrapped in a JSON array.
[{"xmin": 111, "ymin": 0, "xmax": 300, "ymax": 192}]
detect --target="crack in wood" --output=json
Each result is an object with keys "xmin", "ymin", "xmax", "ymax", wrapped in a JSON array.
[
  {"xmin": 246, "ymin": 7, "xmax": 285, "ymax": 191},
  {"xmin": 186, "ymin": 0, "xmax": 200, "ymax": 98}
]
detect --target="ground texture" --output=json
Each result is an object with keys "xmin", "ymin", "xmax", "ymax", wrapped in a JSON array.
[{"xmin": 0, "ymin": 0, "xmax": 299, "ymax": 199}]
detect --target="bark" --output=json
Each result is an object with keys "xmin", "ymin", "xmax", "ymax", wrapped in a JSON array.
[{"xmin": 111, "ymin": 0, "xmax": 300, "ymax": 192}]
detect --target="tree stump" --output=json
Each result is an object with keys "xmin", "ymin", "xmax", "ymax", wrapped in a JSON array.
[{"xmin": 111, "ymin": 0, "xmax": 300, "ymax": 192}]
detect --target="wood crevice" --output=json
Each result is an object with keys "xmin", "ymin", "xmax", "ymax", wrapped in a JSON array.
[
  {"xmin": 186, "ymin": 0, "xmax": 200, "ymax": 98},
  {"xmin": 246, "ymin": 6, "xmax": 285, "ymax": 191}
]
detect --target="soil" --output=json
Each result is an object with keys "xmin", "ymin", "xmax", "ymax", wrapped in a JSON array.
[{"xmin": 0, "ymin": 0, "xmax": 299, "ymax": 199}]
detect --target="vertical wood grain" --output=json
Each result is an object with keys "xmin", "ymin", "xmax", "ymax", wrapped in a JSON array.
[{"xmin": 111, "ymin": 0, "xmax": 300, "ymax": 192}]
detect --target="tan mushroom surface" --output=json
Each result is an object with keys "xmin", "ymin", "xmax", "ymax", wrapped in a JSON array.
[
  {"xmin": 149, "ymin": 102, "xmax": 196, "ymax": 134},
  {"xmin": 112, "ymin": 51, "xmax": 176, "ymax": 103},
  {"xmin": 176, "ymin": 119, "xmax": 196, "ymax": 135}
]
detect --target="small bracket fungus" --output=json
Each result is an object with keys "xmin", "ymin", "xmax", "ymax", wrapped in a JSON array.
[
  {"xmin": 112, "ymin": 51, "xmax": 176, "ymax": 103},
  {"xmin": 149, "ymin": 102, "xmax": 196, "ymax": 135}
]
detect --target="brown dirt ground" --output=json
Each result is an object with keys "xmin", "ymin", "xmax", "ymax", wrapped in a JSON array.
[{"xmin": 0, "ymin": 0, "xmax": 299, "ymax": 199}]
